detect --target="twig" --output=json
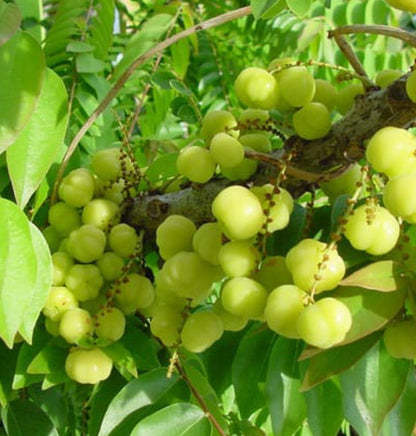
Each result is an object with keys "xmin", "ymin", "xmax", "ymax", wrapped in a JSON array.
[
  {"xmin": 51, "ymin": 6, "xmax": 253, "ymax": 203},
  {"xmin": 175, "ymin": 359, "xmax": 228, "ymax": 436},
  {"xmin": 328, "ymin": 24, "xmax": 416, "ymax": 48}
]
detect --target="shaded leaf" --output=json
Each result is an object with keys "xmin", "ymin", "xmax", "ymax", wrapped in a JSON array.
[
  {"xmin": 97, "ymin": 368, "xmax": 179, "ymax": 436},
  {"xmin": 0, "ymin": 341, "xmax": 19, "ymax": 406},
  {"xmin": 27, "ymin": 341, "xmax": 67, "ymax": 375},
  {"xmin": 266, "ymin": 337, "xmax": 306, "ymax": 436},
  {"xmin": 303, "ymin": 379, "xmax": 343, "ymax": 436},
  {"xmin": 66, "ymin": 41, "xmax": 94, "ymax": 53},
  {"xmin": 131, "ymin": 403, "xmax": 211, "ymax": 436},
  {"xmin": 0, "ymin": 2, "xmax": 21, "ymax": 47},
  {"xmin": 340, "ymin": 261, "xmax": 405, "ymax": 292},
  {"xmin": 7, "ymin": 68, "xmax": 68, "ymax": 209},
  {"xmin": 232, "ymin": 325, "xmax": 276, "ymax": 418},
  {"xmin": 2, "ymin": 398, "xmax": 58, "ymax": 436},
  {"xmin": 0, "ymin": 30, "xmax": 45, "ymax": 152},
  {"xmin": 341, "ymin": 341, "xmax": 411, "ymax": 436}
]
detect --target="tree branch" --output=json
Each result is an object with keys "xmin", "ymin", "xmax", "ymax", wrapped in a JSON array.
[{"xmin": 125, "ymin": 74, "xmax": 416, "ymax": 236}]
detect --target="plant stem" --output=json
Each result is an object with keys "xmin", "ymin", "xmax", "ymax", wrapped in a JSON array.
[
  {"xmin": 175, "ymin": 359, "xmax": 228, "ymax": 436},
  {"xmin": 51, "ymin": 5, "xmax": 253, "ymax": 203}
]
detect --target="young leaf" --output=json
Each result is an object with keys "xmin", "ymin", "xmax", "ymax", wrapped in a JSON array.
[
  {"xmin": 266, "ymin": 337, "xmax": 307, "ymax": 436},
  {"xmin": 7, "ymin": 68, "xmax": 68, "ymax": 209},
  {"xmin": 0, "ymin": 30, "xmax": 45, "ymax": 152},
  {"xmin": 251, "ymin": 0, "xmax": 287, "ymax": 20},
  {"xmin": 97, "ymin": 368, "xmax": 180, "ymax": 436},
  {"xmin": 300, "ymin": 331, "xmax": 382, "ymax": 391},
  {"xmin": 0, "ymin": 1, "xmax": 21, "ymax": 46},
  {"xmin": 286, "ymin": 0, "xmax": 312, "ymax": 17},
  {"xmin": 341, "ymin": 341, "xmax": 411, "ymax": 436},
  {"xmin": 86, "ymin": 0, "xmax": 114, "ymax": 60},
  {"xmin": 2, "ymin": 398, "xmax": 59, "ymax": 436},
  {"xmin": 111, "ymin": 14, "xmax": 174, "ymax": 83},
  {"xmin": 232, "ymin": 325, "xmax": 276, "ymax": 418},
  {"xmin": 130, "ymin": 403, "xmax": 211, "ymax": 436},
  {"xmin": 0, "ymin": 199, "xmax": 51, "ymax": 347},
  {"xmin": 340, "ymin": 260, "xmax": 405, "ymax": 292}
]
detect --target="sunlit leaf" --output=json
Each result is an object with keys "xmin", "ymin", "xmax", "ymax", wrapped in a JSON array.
[
  {"xmin": 340, "ymin": 261, "xmax": 405, "ymax": 292},
  {"xmin": 0, "ymin": 30, "xmax": 45, "ymax": 152},
  {"xmin": 131, "ymin": 403, "xmax": 211, "ymax": 436},
  {"xmin": 7, "ymin": 68, "xmax": 68, "ymax": 209}
]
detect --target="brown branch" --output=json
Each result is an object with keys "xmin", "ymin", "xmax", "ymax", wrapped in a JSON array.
[
  {"xmin": 124, "ymin": 74, "xmax": 416, "ymax": 236},
  {"xmin": 51, "ymin": 5, "xmax": 253, "ymax": 203}
]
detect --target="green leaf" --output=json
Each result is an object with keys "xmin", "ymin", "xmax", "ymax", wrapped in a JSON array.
[
  {"xmin": 341, "ymin": 341, "xmax": 411, "ymax": 436},
  {"xmin": 182, "ymin": 357, "xmax": 228, "ymax": 432},
  {"xmin": 0, "ymin": 341, "xmax": 19, "ymax": 406},
  {"xmin": 0, "ymin": 30, "xmax": 45, "ymax": 153},
  {"xmin": 297, "ymin": 19, "xmax": 324, "ymax": 53},
  {"xmin": 380, "ymin": 364, "xmax": 416, "ymax": 436},
  {"xmin": 97, "ymin": 368, "xmax": 180, "ymax": 436},
  {"xmin": 0, "ymin": 199, "xmax": 51, "ymax": 347},
  {"xmin": 232, "ymin": 325, "xmax": 276, "ymax": 418},
  {"xmin": 102, "ymin": 341, "xmax": 138, "ymax": 379},
  {"xmin": 28, "ymin": 384, "xmax": 69, "ymax": 435},
  {"xmin": 12, "ymin": 327, "xmax": 50, "ymax": 389},
  {"xmin": 300, "ymin": 331, "xmax": 382, "ymax": 391},
  {"xmin": 303, "ymin": 379, "xmax": 343, "ymax": 436},
  {"xmin": 145, "ymin": 153, "xmax": 179, "ymax": 183},
  {"xmin": 266, "ymin": 337, "xmax": 306, "ymax": 436},
  {"xmin": 251, "ymin": 0, "xmax": 287, "ymax": 20},
  {"xmin": 170, "ymin": 79, "xmax": 193, "ymax": 96},
  {"xmin": 7, "ymin": 68, "xmax": 68, "ymax": 209},
  {"xmin": 152, "ymin": 71, "xmax": 177, "ymax": 89},
  {"xmin": 86, "ymin": 0, "xmax": 114, "ymax": 59},
  {"xmin": 66, "ymin": 41, "xmax": 94, "ymax": 53},
  {"xmin": 27, "ymin": 341, "xmax": 67, "ymax": 375},
  {"xmin": 76, "ymin": 52, "xmax": 106, "ymax": 73},
  {"xmin": 171, "ymin": 37, "xmax": 190, "ymax": 79},
  {"xmin": 286, "ymin": 0, "xmax": 312, "ymax": 17},
  {"xmin": 19, "ymin": 222, "xmax": 52, "ymax": 342},
  {"xmin": 88, "ymin": 372, "xmax": 127, "ymax": 436},
  {"xmin": 112, "ymin": 13, "xmax": 174, "ymax": 82},
  {"xmin": 131, "ymin": 403, "xmax": 211, "ymax": 436},
  {"xmin": 2, "ymin": 398, "xmax": 59, "ymax": 436},
  {"xmin": 340, "ymin": 261, "xmax": 405, "ymax": 292},
  {"xmin": 0, "ymin": 2, "xmax": 21, "ymax": 46}
]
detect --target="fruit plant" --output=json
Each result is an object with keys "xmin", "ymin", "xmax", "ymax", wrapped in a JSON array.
[{"xmin": 1, "ymin": 0, "xmax": 416, "ymax": 435}]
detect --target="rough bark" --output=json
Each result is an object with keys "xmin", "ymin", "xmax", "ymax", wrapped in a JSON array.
[{"xmin": 124, "ymin": 74, "xmax": 416, "ymax": 236}]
